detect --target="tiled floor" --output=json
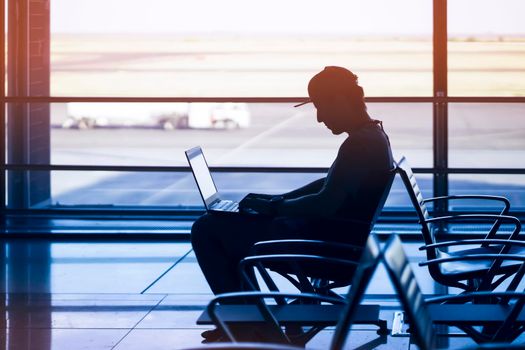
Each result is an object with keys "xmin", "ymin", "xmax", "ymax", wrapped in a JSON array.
[{"xmin": 0, "ymin": 240, "xmax": 499, "ymax": 349}]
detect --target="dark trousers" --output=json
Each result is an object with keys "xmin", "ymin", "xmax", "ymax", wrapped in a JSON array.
[{"xmin": 191, "ymin": 213, "xmax": 369, "ymax": 295}]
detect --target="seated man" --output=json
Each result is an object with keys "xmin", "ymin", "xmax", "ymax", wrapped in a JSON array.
[{"xmin": 191, "ymin": 65, "xmax": 393, "ymax": 297}]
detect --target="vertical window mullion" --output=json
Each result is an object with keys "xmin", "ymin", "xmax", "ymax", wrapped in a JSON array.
[
  {"xmin": 7, "ymin": 0, "xmax": 51, "ymax": 209},
  {"xmin": 433, "ymin": 0, "xmax": 448, "ymax": 215},
  {"xmin": 0, "ymin": 0, "xmax": 5, "ymax": 214}
]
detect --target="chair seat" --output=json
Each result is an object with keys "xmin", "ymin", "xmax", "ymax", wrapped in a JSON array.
[
  {"xmin": 438, "ymin": 246, "xmax": 525, "ymax": 278},
  {"xmin": 197, "ymin": 304, "xmax": 381, "ymax": 327},
  {"xmin": 427, "ymin": 304, "xmax": 525, "ymax": 325},
  {"xmin": 182, "ymin": 342, "xmax": 303, "ymax": 350}
]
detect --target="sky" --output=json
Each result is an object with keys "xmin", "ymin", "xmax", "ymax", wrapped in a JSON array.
[{"xmin": 51, "ymin": 0, "xmax": 525, "ymax": 36}]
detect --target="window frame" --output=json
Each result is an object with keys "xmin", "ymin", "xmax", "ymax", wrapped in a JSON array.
[{"xmin": 2, "ymin": 0, "xmax": 525, "ymax": 231}]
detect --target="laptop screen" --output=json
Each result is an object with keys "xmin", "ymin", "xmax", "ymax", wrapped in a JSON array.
[{"xmin": 187, "ymin": 150, "xmax": 217, "ymax": 201}]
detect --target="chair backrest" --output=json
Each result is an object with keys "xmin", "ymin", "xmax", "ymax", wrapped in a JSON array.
[
  {"xmin": 396, "ymin": 156, "xmax": 435, "ymax": 246},
  {"xmin": 329, "ymin": 234, "xmax": 383, "ymax": 350},
  {"xmin": 383, "ymin": 235, "xmax": 436, "ymax": 350},
  {"xmin": 315, "ymin": 167, "xmax": 395, "ymax": 282},
  {"xmin": 346, "ymin": 167, "xmax": 397, "ymax": 228},
  {"xmin": 368, "ymin": 167, "xmax": 397, "ymax": 228},
  {"xmin": 250, "ymin": 168, "xmax": 396, "ymax": 285}
]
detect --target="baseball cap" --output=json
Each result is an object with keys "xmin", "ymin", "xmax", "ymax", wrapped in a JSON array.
[{"xmin": 294, "ymin": 66, "xmax": 360, "ymax": 107}]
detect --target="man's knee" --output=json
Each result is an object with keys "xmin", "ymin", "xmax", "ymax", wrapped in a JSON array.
[{"xmin": 191, "ymin": 214, "xmax": 214, "ymax": 246}]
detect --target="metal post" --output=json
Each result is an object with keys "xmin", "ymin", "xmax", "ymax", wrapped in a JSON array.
[
  {"xmin": 432, "ymin": 1, "xmax": 450, "ymax": 338},
  {"xmin": 6, "ymin": 0, "xmax": 51, "ymax": 209},
  {"xmin": 7, "ymin": 0, "xmax": 30, "ymax": 209},
  {"xmin": 0, "ymin": 0, "xmax": 5, "ymax": 221},
  {"xmin": 0, "ymin": 2, "xmax": 5, "ymax": 346},
  {"xmin": 433, "ymin": 0, "xmax": 448, "ymax": 216}
]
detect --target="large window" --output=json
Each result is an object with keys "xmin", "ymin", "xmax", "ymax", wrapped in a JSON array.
[
  {"xmin": 448, "ymin": 0, "xmax": 525, "ymax": 96},
  {"xmin": 50, "ymin": 0, "xmax": 432, "ymax": 97},
  {"xmin": 2, "ymin": 0, "xmax": 525, "ymax": 229},
  {"xmin": 48, "ymin": 100, "xmax": 432, "ymax": 209},
  {"xmin": 448, "ymin": 103, "xmax": 525, "ymax": 168}
]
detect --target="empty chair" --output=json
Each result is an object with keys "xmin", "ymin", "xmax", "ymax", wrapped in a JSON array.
[
  {"xmin": 396, "ymin": 156, "xmax": 523, "ymax": 292},
  {"xmin": 383, "ymin": 234, "xmax": 525, "ymax": 349}
]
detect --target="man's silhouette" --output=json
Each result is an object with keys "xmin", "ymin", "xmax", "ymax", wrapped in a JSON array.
[{"xmin": 191, "ymin": 66, "xmax": 393, "ymax": 340}]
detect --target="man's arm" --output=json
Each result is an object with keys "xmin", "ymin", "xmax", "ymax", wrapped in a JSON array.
[
  {"xmin": 277, "ymin": 164, "xmax": 356, "ymax": 217},
  {"xmin": 242, "ymin": 174, "xmax": 349, "ymax": 217},
  {"xmin": 240, "ymin": 140, "xmax": 367, "ymax": 217},
  {"xmin": 244, "ymin": 177, "xmax": 325, "ymax": 200},
  {"xmin": 241, "ymin": 157, "xmax": 360, "ymax": 217},
  {"xmin": 282, "ymin": 177, "xmax": 326, "ymax": 199}
]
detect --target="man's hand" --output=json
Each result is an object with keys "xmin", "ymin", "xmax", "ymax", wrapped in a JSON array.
[
  {"xmin": 239, "ymin": 197, "xmax": 274, "ymax": 216},
  {"xmin": 239, "ymin": 197, "xmax": 272, "ymax": 215},
  {"xmin": 245, "ymin": 193, "xmax": 276, "ymax": 200}
]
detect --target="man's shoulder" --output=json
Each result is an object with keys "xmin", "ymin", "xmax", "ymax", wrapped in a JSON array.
[
  {"xmin": 340, "ymin": 126, "xmax": 386, "ymax": 149},
  {"xmin": 337, "ymin": 126, "xmax": 393, "ymax": 167}
]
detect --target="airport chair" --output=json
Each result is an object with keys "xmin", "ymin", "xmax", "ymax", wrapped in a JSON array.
[
  {"xmin": 383, "ymin": 234, "xmax": 525, "ymax": 349},
  {"xmin": 182, "ymin": 344, "xmax": 303, "ymax": 350},
  {"xmin": 396, "ymin": 156, "xmax": 523, "ymax": 292},
  {"xmin": 244, "ymin": 168, "xmax": 396, "ymax": 296},
  {"xmin": 232, "ymin": 168, "xmax": 395, "ymax": 344},
  {"xmin": 233, "ymin": 237, "xmax": 381, "ymax": 345},
  {"xmin": 244, "ymin": 237, "xmax": 366, "ymax": 296},
  {"xmin": 462, "ymin": 344, "xmax": 525, "ymax": 350},
  {"xmin": 194, "ymin": 234, "xmax": 386, "ymax": 349}
]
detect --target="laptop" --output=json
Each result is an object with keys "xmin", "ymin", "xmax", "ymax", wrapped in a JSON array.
[{"xmin": 185, "ymin": 146, "xmax": 246, "ymax": 213}]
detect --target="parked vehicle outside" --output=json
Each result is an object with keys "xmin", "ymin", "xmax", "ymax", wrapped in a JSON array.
[
  {"xmin": 61, "ymin": 103, "xmax": 250, "ymax": 130},
  {"xmin": 184, "ymin": 103, "xmax": 250, "ymax": 129}
]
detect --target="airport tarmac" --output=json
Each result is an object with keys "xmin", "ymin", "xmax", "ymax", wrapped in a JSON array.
[
  {"xmin": 50, "ymin": 35, "xmax": 525, "ymax": 97},
  {"xmin": 51, "ymin": 102, "xmax": 525, "ymax": 167}
]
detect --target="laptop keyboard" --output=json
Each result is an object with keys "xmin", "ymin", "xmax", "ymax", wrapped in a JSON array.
[{"xmin": 213, "ymin": 200, "xmax": 239, "ymax": 211}]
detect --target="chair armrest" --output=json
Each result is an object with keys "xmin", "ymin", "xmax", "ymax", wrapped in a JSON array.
[
  {"xmin": 425, "ymin": 214, "xmax": 519, "ymax": 224},
  {"xmin": 209, "ymin": 291, "xmax": 346, "ymax": 307},
  {"xmin": 422, "ymin": 195, "xmax": 510, "ymax": 214},
  {"xmin": 182, "ymin": 343, "xmax": 303, "ymax": 350},
  {"xmin": 419, "ymin": 253, "xmax": 525, "ymax": 267},
  {"xmin": 238, "ymin": 254, "xmax": 359, "ymax": 292},
  {"xmin": 425, "ymin": 291, "xmax": 525, "ymax": 304},
  {"xmin": 424, "ymin": 214, "xmax": 521, "ymax": 240},
  {"xmin": 251, "ymin": 239, "xmax": 363, "ymax": 256},
  {"xmin": 419, "ymin": 239, "xmax": 525, "ymax": 251},
  {"xmin": 206, "ymin": 291, "xmax": 346, "ymax": 342}
]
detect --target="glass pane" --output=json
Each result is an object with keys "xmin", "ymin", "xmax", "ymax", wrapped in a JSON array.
[
  {"xmin": 6, "ymin": 101, "xmax": 430, "ymax": 209},
  {"xmin": 21, "ymin": 170, "xmax": 325, "ymax": 208},
  {"xmin": 51, "ymin": 170, "xmax": 200, "ymax": 207},
  {"xmin": 368, "ymin": 103, "xmax": 432, "ymax": 167},
  {"xmin": 50, "ymin": 102, "xmax": 336, "ymax": 167},
  {"xmin": 449, "ymin": 174, "xmax": 525, "ymax": 211},
  {"xmin": 384, "ymin": 173, "xmax": 433, "ymax": 210},
  {"xmin": 448, "ymin": 103, "xmax": 525, "ymax": 168},
  {"xmin": 6, "ymin": 169, "xmax": 430, "ymax": 211},
  {"xmin": 48, "ymin": 102, "xmax": 433, "ymax": 167},
  {"xmin": 51, "ymin": 0, "xmax": 432, "ymax": 97},
  {"xmin": 448, "ymin": 0, "xmax": 525, "ymax": 96}
]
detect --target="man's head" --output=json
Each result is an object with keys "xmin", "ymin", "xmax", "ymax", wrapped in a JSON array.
[{"xmin": 296, "ymin": 66, "xmax": 367, "ymax": 135}]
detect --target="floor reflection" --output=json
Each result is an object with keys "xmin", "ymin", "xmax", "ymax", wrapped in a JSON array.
[
  {"xmin": 0, "ymin": 241, "xmax": 194, "ymax": 350},
  {"xmin": 0, "ymin": 240, "xmax": 483, "ymax": 349},
  {"xmin": 4, "ymin": 241, "xmax": 51, "ymax": 349}
]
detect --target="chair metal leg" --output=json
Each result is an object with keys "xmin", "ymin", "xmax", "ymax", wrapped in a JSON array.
[{"xmin": 375, "ymin": 319, "xmax": 389, "ymax": 335}]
